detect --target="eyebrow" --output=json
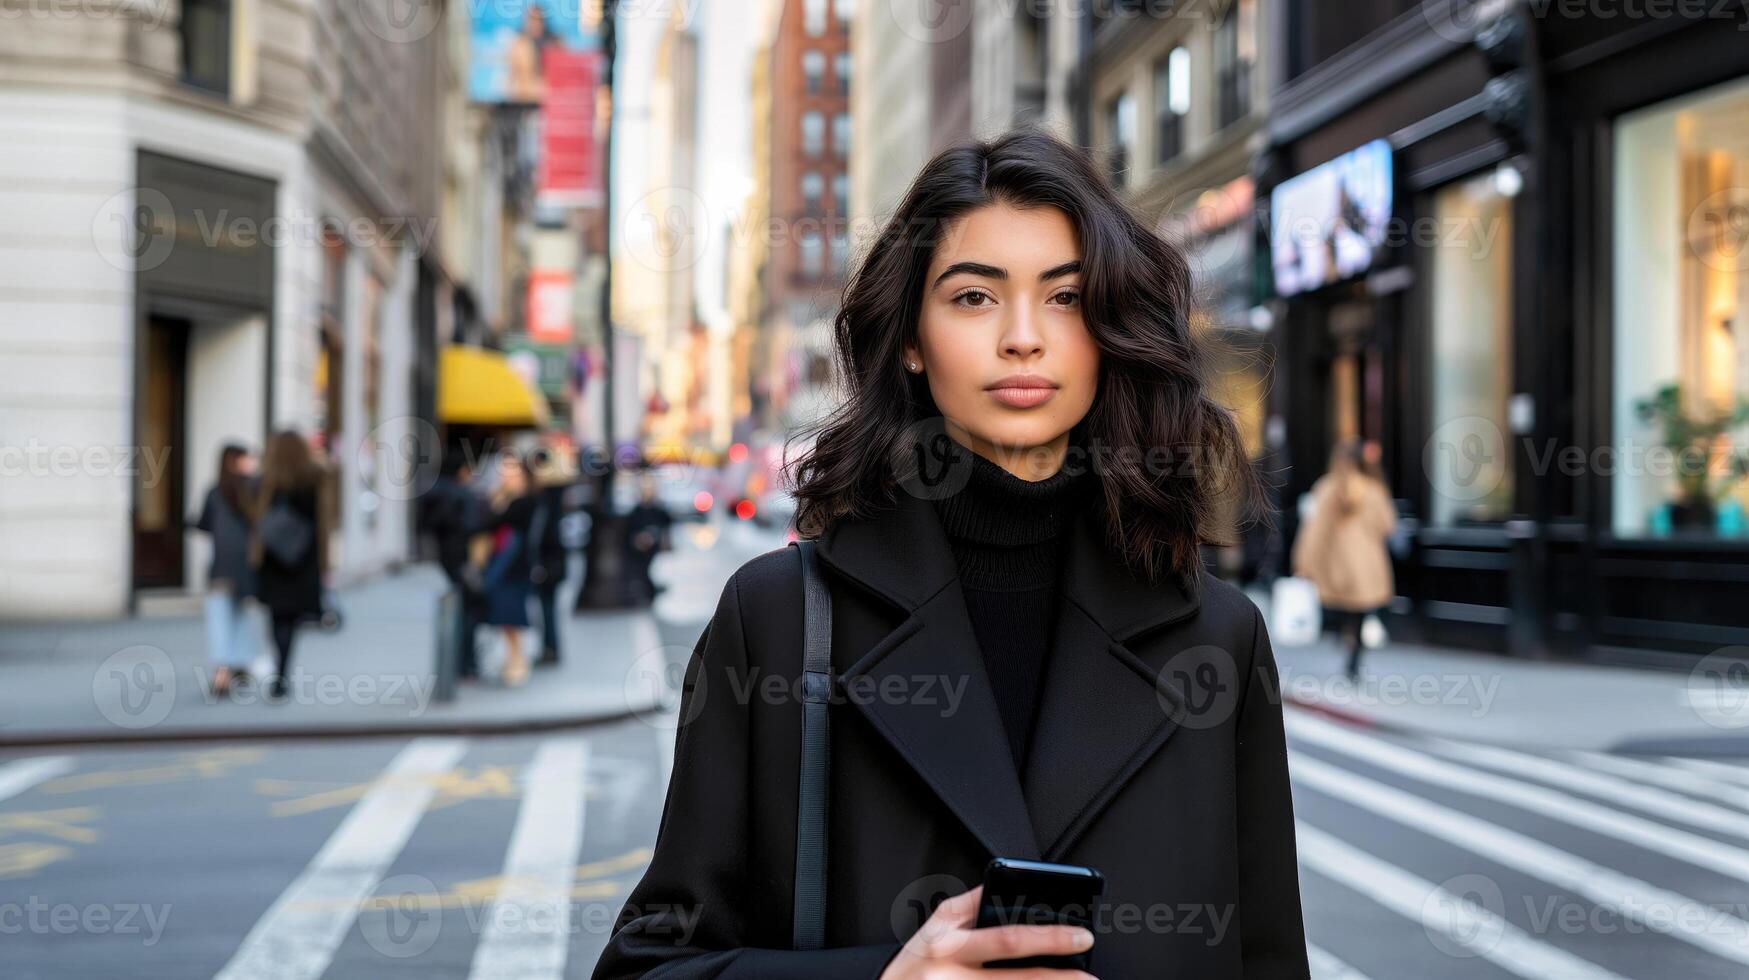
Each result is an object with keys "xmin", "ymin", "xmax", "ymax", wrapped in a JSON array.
[{"xmin": 932, "ymin": 259, "xmax": 1081, "ymax": 291}]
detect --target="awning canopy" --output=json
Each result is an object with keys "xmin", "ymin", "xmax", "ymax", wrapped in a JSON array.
[{"xmin": 438, "ymin": 345, "xmax": 551, "ymax": 428}]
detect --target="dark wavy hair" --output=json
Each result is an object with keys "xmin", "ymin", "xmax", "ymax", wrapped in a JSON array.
[{"xmin": 789, "ymin": 126, "xmax": 1263, "ymax": 588}]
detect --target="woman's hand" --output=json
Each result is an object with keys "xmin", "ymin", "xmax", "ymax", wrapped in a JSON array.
[{"xmin": 879, "ymin": 885, "xmax": 1096, "ymax": 979}]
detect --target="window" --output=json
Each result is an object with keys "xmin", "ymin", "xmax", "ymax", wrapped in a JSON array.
[
  {"xmin": 832, "ymin": 112, "xmax": 851, "ymax": 158},
  {"xmin": 802, "ymin": 111, "xmax": 824, "ymax": 156},
  {"xmin": 832, "ymin": 172, "xmax": 849, "ymax": 214},
  {"xmin": 834, "ymin": 52, "xmax": 851, "ymax": 96},
  {"xmin": 804, "ymin": 0, "xmax": 827, "ymax": 36},
  {"xmin": 1154, "ymin": 47, "xmax": 1190, "ymax": 164},
  {"xmin": 1215, "ymin": 0, "xmax": 1256, "ymax": 128},
  {"xmin": 834, "ymin": 0, "xmax": 854, "ymax": 32},
  {"xmin": 801, "ymin": 171, "xmax": 824, "ymax": 214},
  {"xmin": 800, "ymin": 231, "xmax": 824, "ymax": 276},
  {"xmin": 1612, "ymin": 76, "xmax": 1749, "ymax": 538},
  {"xmin": 803, "ymin": 51, "xmax": 825, "ymax": 94},
  {"xmin": 180, "ymin": 0, "xmax": 232, "ymax": 95},
  {"xmin": 1106, "ymin": 91, "xmax": 1135, "ymax": 188},
  {"xmin": 1428, "ymin": 171, "xmax": 1515, "ymax": 526}
]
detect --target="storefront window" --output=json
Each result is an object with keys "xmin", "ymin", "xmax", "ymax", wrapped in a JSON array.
[
  {"xmin": 1613, "ymin": 76, "xmax": 1749, "ymax": 538},
  {"xmin": 1429, "ymin": 171, "xmax": 1514, "ymax": 526}
]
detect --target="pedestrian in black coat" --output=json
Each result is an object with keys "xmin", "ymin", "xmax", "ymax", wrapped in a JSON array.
[
  {"xmin": 249, "ymin": 430, "xmax": 331, "ymax": 701},
  {"xmin": 593, "ymin": 128, "xmax": 1307, "ymax": 979}
]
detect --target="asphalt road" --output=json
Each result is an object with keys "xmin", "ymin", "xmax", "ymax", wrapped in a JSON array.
[{"xmin": 5, "ymin": 710, "xmax": 1749, "ymax": 978}]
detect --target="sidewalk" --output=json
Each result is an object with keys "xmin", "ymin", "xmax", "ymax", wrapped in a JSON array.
[
  {"xmin": 0, "ymin": 564, "xmax": 693, "ymax": 747},
  {"xmin": 1261, "ymin": 598, "xmax": 1749, "ymax": 755}
]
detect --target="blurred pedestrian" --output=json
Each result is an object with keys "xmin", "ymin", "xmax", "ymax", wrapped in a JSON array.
[
  {"xmin": 1291, "ymin": 438, "xmax": 1398, "ymax": 679},
  {"xmin": 481, "ymin": 452, "xmax": 536, "ymax": 687},
  {"xmin": 250, "ymin": 430, "xmax": 332, "ymax": 701},
  {"xmin": 421, "ymin": 453, "xmax": 486, "ymax": 680},
  {"xmin": 194, "ymin": 443, "xmax": 258, "ymax": 696},
  {"xmin": 528, "ymin": 447, "xmax": 573, "ymax": 666},
  {"xmin": 620, "ymin": 470, "xmax": 672, "ymax": 606}
]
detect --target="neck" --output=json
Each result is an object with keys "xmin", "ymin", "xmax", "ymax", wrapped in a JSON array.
[{"xmin": 931, "ymin": 436, "xmax": 1091, "ymax": 590}]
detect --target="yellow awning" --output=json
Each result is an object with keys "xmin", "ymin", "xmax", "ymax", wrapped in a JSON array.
[{"xmin": 438, "ymin": 345, "xmax": 551, "ymax": 428}]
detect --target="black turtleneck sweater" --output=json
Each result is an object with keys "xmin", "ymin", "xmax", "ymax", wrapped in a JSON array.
[{"xmin": 931, "ymin": 443, "xmax": 1090, "ymax": 779}]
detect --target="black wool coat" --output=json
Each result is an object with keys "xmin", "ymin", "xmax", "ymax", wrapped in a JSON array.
[{"xmin": 593, "ymin": 486, "xmax": 1310, "ymax": 979}]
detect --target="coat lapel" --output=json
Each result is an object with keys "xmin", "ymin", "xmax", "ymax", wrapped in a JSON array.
[
  {"xmin": 1023, "ymin": 503, "xmax": 1201, "ymax": 860},
  {"xmin": 816, "ymin": 489, "xmax": 1040, "ymax": 861},
  {"xmin": 813, "ymin": 485, "xmax": 1201, "ymax": 864}
]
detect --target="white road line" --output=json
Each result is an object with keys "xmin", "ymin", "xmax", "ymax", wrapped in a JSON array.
[
  {"xmin": 1286, "ymin": 712, "xmax": 1749, "ymax": 883},
  {"xmin": 1292, "ymin": 753, "xmax": 1749, "ymax": 967},
  {"xmin": 0, "ymin": 756, "xmax": 73, "ymax": 802},
  {"xmin": 1297, "ymin": 823, "xmax": 1629, "ymax": 980},
  {"xmin": 1669, "ymin": 757, "xmax": 1749, "ymax": 788},
  {"xmin": 1305, "ymin": 941, "xmax": 1374, "ymax": 980},
  {"xmin": 467, "ymin": 736, "xmax": 592, "ymax": 980},
  {"xmin": 1568, "ymin": 752, "xmax": 1749, "ymax": 812},
  {"xmin": 1423, "ymin": 737, "xmax": 1749, "ymax": 843},
  {"xmin": 214, "ymin": 737, "xmax": 469, "ymax": 980}
]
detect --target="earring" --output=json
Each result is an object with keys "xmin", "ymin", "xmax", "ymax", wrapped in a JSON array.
[{"xmin": 905, "ymin": 360, "xmax": 919, "ymax": 372}]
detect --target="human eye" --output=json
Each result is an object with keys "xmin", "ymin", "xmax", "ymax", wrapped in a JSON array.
[
  {"xmin": 1048, "ymin": 288, "xmax": 1081, "ymax": 307},
  {"xmin": 951, "ymin": 288, "xmax": 996, "ymax": 309}
]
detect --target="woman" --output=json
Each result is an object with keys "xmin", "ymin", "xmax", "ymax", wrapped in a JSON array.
[
  {"xmin": 1291, "ymin": 439, "xmax": 1398, "ymax": 680},
  {"xmin": 594, "ymin": 129, "xmax": 1308, "ymax": 978},
  {"xmin": 250, "ymin": 430, "xmax": 331, "ymax": 701},
  {"xmin": 480, "ymin": 452, "xmax": 536, "ymax": 687},
  {"xmin": 195, "ymin": 443, "xmax": 258, "ymax": 696}
]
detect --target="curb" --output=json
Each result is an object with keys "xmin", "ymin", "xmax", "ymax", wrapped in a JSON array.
[{"xmin": 0, "ymin": 699, "xmax": 667, "ymax": 750}]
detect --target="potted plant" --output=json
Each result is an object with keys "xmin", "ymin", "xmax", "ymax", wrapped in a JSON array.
[{"xmin": 1634, "ymin": 382, "xmax": 1749, "ymax": 531}]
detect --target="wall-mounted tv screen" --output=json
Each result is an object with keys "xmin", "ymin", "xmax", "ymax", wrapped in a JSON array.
[{"xmin": 1269, "ymin": 139, "xmax": 1394, "ymax": 298}]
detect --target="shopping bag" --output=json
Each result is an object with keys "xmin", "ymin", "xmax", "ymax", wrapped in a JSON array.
[{"xmin": 1270, "ymin": 576, "xmax": 1322, "ymax": 647}]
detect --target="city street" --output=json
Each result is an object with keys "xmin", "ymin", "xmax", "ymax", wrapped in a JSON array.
[{"xmin": 7, "ymin": 711, "xmax": 1749, "ymax": 978}]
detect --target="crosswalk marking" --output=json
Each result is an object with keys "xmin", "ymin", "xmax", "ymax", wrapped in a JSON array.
[
  {"xmin": 467, "ymin": 737, "xmax": 592, "ymax": 980},
  {"xmin": 1287, "ymin": 711, "xmax": 1749, "ymax": 884},
  {"xmin": 0, "ymin": 756, "xmax": 73, "ymax": 803},
  {"xmin": 1297, "ymin": 822, "xmax": 1629, "ymax": 980},
  {"xmin": 1568, "ymin": 750, "xmax": 1749, "ymax": 812},
  {"xmin": 1292, "ymin": 752, "xmax": 1749, "ymax": 966},
  {"xmin": 1305, "ymin": 941, "xmax": 1373, "ymax": 980},
  {"xmin": 214, "ymin": 737, "xmax": 469, "ymax": 980},
  {"xmin": 1669, "ymin": 757, "xmax": 1749, "ymax": 789},
  {"xmin": 1423, "ymin": 736, "xmax": 1749, "ymax": 843}
]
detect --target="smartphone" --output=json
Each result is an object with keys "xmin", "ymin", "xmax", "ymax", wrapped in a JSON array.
[{"xmin": 974, "ymin": 857, "xmax": 1104, "ymax": 971}]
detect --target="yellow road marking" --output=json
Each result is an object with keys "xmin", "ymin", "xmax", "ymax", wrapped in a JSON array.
[
  {"xmin": 0, "ymin": 842, "xmax": 73, "ymax": 879},
  {"xmin": 0, "ymin": 807, "xmax": 100, "ymax": 844},
  {"xmin": 41, "ymin": 749, "xmax": 263, "ymax": 794}
]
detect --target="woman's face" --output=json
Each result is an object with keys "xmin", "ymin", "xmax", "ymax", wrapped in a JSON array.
[
  {"xmin": 235, "ymin": 452, "xmax": 257, "ymax": 477},
  {"xmin": 904, "ymin": 202, "xmax": 1099, "ymax": 477}
]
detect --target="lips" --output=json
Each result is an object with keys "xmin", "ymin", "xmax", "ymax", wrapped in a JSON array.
[{"xmin": 986, "ymin": 377, "xmax": 1059, "ymax": 408}]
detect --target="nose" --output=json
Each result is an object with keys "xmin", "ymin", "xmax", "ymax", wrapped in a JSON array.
[{"xmin": 1001, "ymin": 307, "xmax": 1045, "ymax": 360}]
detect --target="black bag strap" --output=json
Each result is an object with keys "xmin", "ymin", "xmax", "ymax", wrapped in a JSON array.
[{"xmin": 789, "ymin": 538, "xmax": 832, "ymax": 950}]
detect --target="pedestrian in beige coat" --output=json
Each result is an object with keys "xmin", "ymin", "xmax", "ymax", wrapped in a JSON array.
[{"xmin": 1292, "ymin": 439, "xmax": 1397, "ymax": 678}]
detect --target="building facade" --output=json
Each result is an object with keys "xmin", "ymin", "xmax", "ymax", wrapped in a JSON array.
[
  {"xmin": 1260, "ymin": 0, "xmax": 1749, "ymax": 663},
  {"xmin": 0, "ymin": 0, "xmax": 448, "ymax": 617}
]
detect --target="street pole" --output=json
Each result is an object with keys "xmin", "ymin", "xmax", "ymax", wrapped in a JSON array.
[{"xmin": 577, "ymin": 0, "xmax": 625, "ymax": 610}]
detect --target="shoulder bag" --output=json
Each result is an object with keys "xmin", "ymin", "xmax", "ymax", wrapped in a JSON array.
[{"xmin": 787, "ymin": 537, "xmax": 832, "ymax": 950}]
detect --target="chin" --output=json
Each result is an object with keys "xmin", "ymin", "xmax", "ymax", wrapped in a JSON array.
[{"xmin": 964, "ymin": 421, "xmax": 1068, "ymax": 453}]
